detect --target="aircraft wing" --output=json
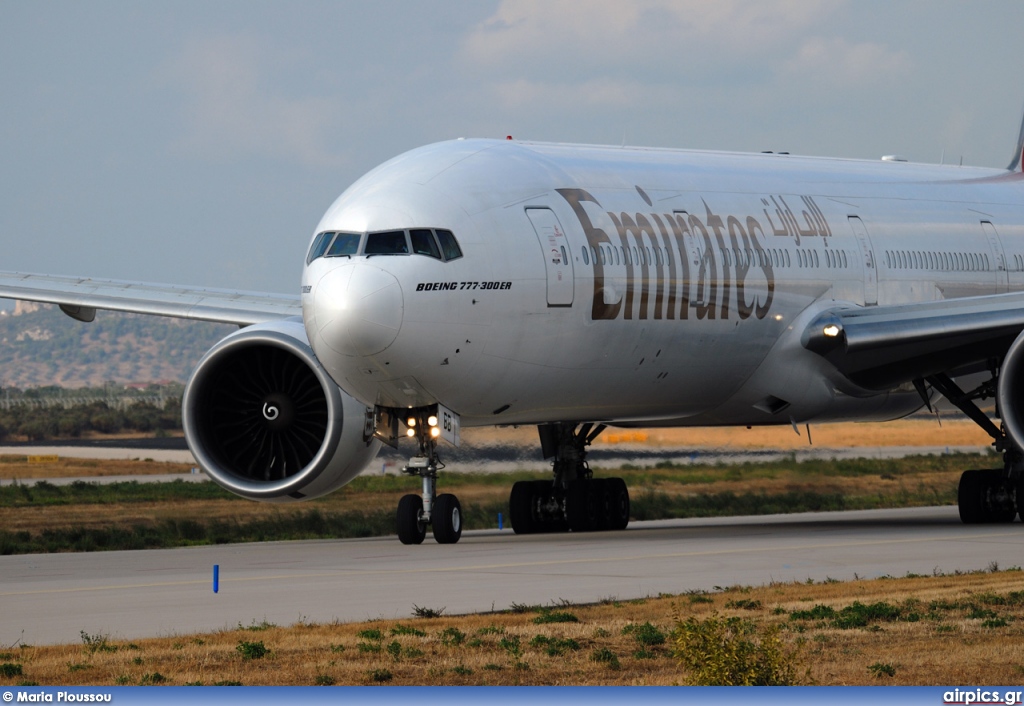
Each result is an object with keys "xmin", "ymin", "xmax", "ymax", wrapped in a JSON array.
[
  {"xmin": 0, "ymin": 271, "xmax": 300, "ymax": 326},
  {"xmin": 802, "ymin": 292, "xmax": 1024, "ymax": 389}
]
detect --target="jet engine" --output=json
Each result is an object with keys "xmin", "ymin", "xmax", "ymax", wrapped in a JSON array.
[
  {"xmin": 998, "ymin": 328, "xmax": 1024, "ymax": 452},
  {"xmin": 182, "ymin": 320, "xmax": 380, "ymax": 502}
]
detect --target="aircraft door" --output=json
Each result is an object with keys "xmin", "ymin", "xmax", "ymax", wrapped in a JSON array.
[
  {"xmin": 847, "ymin": 216, "xmax": 877, "ymax": 306},
  {"xmin": 981, "ymin": 221, "xmax": 1009, "ymax": 293},
  {"xmin": 526, "ymin": 208, "xmax": 574, "ymax": 307}
]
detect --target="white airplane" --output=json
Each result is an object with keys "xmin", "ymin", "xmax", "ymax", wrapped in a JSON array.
[{"xmin": 4, "ymin": 117, "xmax": 1024, "ymax": 545}]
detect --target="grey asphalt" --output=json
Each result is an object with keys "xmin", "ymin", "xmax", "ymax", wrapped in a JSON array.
[
  {"xmin": 0, "ymin": 445, "xmax": 196, "ymax": 463},
  {"xmin": 1, "ymin": 506, "xmax": 1021, "ymax": 646},
  {"xmin": 0, "ymin": 472, "xmax": 208, "ymax": 487}
]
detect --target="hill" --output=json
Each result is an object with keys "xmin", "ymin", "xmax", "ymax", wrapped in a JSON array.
[{"xmin": 0, "ymin": 302, "xmax": 235, "ymax": 387}]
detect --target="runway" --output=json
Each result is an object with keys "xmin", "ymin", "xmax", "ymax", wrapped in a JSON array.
[{"xmin": 1, "ymin": 505, "xmax": 1021, "ymax": 646}]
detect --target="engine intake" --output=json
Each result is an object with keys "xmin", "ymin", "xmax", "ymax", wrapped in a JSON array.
[
  {"xmin": 998, "ymin": 328, "xmax": 1024, "ymax": 453},
  {"xmin": 183, "ymin": 320, "xmax": 380, "ymax": 501}
]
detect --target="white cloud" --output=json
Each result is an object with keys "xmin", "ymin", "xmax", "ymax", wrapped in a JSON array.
[
  {"xmin": 782, "ymin": 36, "xmax": 913, "ymax": 86},
  {"xmin": 163, "ymin": 34, "xmax": 346, "ymax": 167},
  {"xmin": 463, "ymin": 0, "xmax": 845, "ymax": 75},
  {"xmin": 490, "ymin": 77, "xmax": 651, "ymax": 111},
  {"xmin": 457, "ymin": 0, "xmax": 922, "ymax": 151}
]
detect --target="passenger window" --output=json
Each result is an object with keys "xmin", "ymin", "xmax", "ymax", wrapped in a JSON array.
[
  {"xmin": 582, "ymin": 247, "xmax": 589, "ymax": 265},
  {"xmin": 326, "ymin": 232, "xmax": 360, "ymax": 257},
  {"xmin": 306, "ymin": 232, "xmax": 334, "ymax": 264},
  {"xmin": 410, "ymin": 229, "xmax": 442, "ymax": 259},
  {"xmin": 365, "ymin": 230, "xmax": 409, "ymax": 255},
  {"xmin": 435, "ymin": 229, "xmax": 463, "ymax": 261}
]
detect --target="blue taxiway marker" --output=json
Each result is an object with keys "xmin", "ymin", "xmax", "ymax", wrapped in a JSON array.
[{"xmin": 213, "ymin": 564, "xmax": 219, "ymax": 593}]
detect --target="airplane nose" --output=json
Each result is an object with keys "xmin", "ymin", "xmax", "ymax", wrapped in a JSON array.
[{"xmin": 311, "ymin": 263, "xmax": 403, "ymax": 357}]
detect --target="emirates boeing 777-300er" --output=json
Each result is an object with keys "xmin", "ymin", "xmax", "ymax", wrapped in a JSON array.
[{"xmin": 5, "ymin": 115, "xmax": 1024, "ymax": 544}]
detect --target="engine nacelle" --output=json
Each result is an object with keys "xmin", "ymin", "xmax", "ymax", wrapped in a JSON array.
[
  {"xmin": 998, "ymin": 328, "xmax": 1024, "ymax": 452},
  {"xmin": 182, "ymin": 320, "xmax": 381, "ymax": 502}
]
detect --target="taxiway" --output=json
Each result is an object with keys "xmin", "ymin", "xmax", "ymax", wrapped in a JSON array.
[{"xmin": 1, "ymin": 506, "xmax": 1021, "ymax": 645}]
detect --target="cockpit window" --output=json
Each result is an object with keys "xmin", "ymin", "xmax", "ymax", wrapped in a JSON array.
[
  {"xmin": 435, "ymin": 229, "xmax": 463, "ymax": 261},
  {"xmin": 306, "ymin": 232, "xmax": 334, "ymax": 264},
  {"xmin": 364, "ymin": 230, "xmax": 409, "ymax": 255},
  {"xmin": 410, "ymin": 229, "xmax": 442, "ymax": 259},
  {"xmin": 310, "ymin": 228, "xmax": 462, "ymax": 262},
  {"xmin": 325, "ymin": 232, "xmax": 360, "ymax": 257}
]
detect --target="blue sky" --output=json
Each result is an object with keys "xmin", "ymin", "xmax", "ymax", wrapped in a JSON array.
[{"xmin": 3, "ymin": 0, "xmax": 1023, "ymax": 294}]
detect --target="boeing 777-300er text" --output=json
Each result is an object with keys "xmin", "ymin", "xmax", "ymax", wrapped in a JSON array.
[{"xmin": 5, "ymin": 117, "xmax": 1024, "ymax": 544}]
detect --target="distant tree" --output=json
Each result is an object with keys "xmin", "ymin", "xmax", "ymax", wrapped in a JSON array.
[{"xmin": 19, "ymin": 418, "xmax": 57, "ymax": 441}]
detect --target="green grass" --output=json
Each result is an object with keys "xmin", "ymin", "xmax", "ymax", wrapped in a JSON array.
[
  {"xmin": 532, "ymin": 610, "xmax": 579, "ymax": 624},
  {"xmin": 0, "ymin": 663, "xmax": 23, "ymax": 678},
  {"xmin": 0, "ymin": 479, "xmax": 236, "ymax": 507},
  {"xmin": 629, "ymin": 484, "xmax": 956, "ymax": 521},
  {"xmin": 235, "ymin": 640, "xmax": 268, "ymax": 660},
  {"xmin": 790, "ymin": 601, "xmax": 904, "ymax": 629}
]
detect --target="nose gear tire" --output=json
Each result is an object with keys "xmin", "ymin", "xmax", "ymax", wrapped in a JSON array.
[
  {"xmin": 433, "ymin": 493, "xmax": 462, "ymax": 544},
  {"xmin": 397, "ymin": 494, "xmax": 426, "ymax": 545}
]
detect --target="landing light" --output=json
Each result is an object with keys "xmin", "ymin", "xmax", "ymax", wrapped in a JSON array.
[
  {"xmin": 823, "ymin": 324, "xmax": 842, "ymax": 338},
  {"xmin": 427, "ymin": 415, "xmax": 438, "ymax": 427},
  {"xmin": 406, "ymin": 428, "xmax": 416, "ymax": 438},
  {"xmin": 407, "ymin": 417, "xmax": 416, "ymax": 428},
  {"xmin": 430, "ymin": 427, "xmax": 441, "ymax": 438}
]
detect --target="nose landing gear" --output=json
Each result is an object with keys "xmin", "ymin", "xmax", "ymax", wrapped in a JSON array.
[{"xmin": 395, "ymin": 412, "xmax": 462, "ymax": 545}]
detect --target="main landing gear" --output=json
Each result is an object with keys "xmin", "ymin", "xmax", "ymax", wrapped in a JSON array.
[
  {"xmin": 922, "ymin": 373, "xmax": 1023, "ymax": 524},
  {"xmin": 395, "ymin": 411, "xmax": 462, "ymax": 545},
  {"xmin": 509, "ymin": 422, "xmax": 630, "ymax": 534}
]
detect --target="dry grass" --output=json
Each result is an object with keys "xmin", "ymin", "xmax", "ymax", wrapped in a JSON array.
[
  {"xmin": 3, "ymin": 570, "xmax": 1023, "ymax": 686},
  {"xmin": 591, "ymin": 419, "xmax": 988, "ymax": 450},
  {"xmin": 457, "ymin": 419, "xmax": 990, "ymax": 450},
  {"xmin": 0, "ymin": 456, "xmax": 193, "ymax": 480}
]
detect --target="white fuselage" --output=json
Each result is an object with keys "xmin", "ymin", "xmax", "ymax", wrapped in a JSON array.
[{"xmin": 300, "ymin": 139, "xmax": 1024, "ymax": 428}]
